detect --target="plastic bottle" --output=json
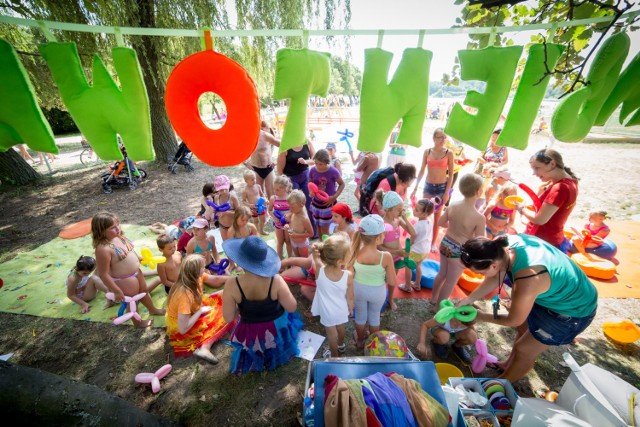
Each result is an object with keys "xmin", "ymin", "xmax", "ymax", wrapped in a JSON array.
[{"xmin": 303, "ymin": 396, "xmax": 315, "ymax": 427}]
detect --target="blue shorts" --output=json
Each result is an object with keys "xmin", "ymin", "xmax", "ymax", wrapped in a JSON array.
[
  {"xmin": 527, "ymin": 303, "xmax": 596, "ymax": 346},
  {"xmin": 423, "ymin": 182, "xmax": 447, "ymax": 198},
  {"xmin": 554, "ymin": 237, "xmax": 571, "ymax": 254}
]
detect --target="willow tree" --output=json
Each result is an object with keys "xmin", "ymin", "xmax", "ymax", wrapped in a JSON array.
[
  {"xmin": 0, "ymin": 0, "xmax": 351, "ymax": 184},
  {"xmin": 448, "ymin": 0, "xmax": 639, "ymax": 95}
]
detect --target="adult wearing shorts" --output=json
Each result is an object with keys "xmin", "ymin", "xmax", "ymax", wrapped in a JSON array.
[
  {"xmin": 244, "ymin": 121, "xmax": 281, "ymax": 199},
  {"xmin": 457, "ymin": 234, "xmax": 597, "ymax": 382}
]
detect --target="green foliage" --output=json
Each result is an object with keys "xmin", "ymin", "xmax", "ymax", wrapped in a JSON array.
[
  {"xmin": 452, "ymin": 0, "xmax": 640, "ymax": 97},
  {"xmin": 42, "ymin": 108, "xmax": 79, "ymax": 135}
]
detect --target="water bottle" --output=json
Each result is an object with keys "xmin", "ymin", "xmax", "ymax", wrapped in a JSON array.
[{"xmin": 303, "ymin": 396, "xmax": 315, "ymax": 427}]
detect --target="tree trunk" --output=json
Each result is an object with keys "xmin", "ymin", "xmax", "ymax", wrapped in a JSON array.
[
  {"xmin": 0, "ymin": 149, "xmax": 41, "ymax": 185},
  {"xmin": 130, "ymin": 0, "xmax": 178, "ymax": 163}
]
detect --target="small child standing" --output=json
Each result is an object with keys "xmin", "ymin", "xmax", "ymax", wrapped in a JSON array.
[
  {"xmin": 153, "ymin": 234, "xmax": 182, "ymax": 294},
  {"xmin": 416, "ymin": 312, "xmax": 477, "ymax": 363},
  {"xmin": 380, "ymin": 191, "xmax": 416, "ymax": 308},
  {"xmin": 213, "ymin": 175, "xmax": 240, "ymax": 241},
  {"xmin": 484, "ymin": 183, "xmax": 517, "ymax": 239},
  {"xmin": 309, "ymin": 149, "xmax": 345, "ymax": 238},
  {"xmin": 310, "ymin": 233, "xmax": 354, "ymax": 357},
  {"xmin": 227, "ymin": 206, "xmax": 259, "ymax": 239},
  {"xmin": 285, "ymin": 190, "xmax": 314, "ymax": 257},
  {"xmin": 405, "ymin": 199, "xmax": 435, "ymax": 290},
  {"xmin": 348, "ymin": 215, "xmax": 397, "ymax": 349},
  {"xmin": 65, "ymin": 256, "xmax": 110, "ymax": 313},
  {"xmin": 431, "ymin": 174, "xmax": 486, "ymax": 307},
  {"xmin": 269, "ymin": 175, "xmax": 293, "ymax": 259},
  {"xmin": 242, "ymin": 170, "xmax": 268, "ymax": 235}
]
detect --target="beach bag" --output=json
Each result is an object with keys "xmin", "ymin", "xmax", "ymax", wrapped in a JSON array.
[{"xmin": 359, "ymin": 167, "xmax": 396, "ymax": 215}]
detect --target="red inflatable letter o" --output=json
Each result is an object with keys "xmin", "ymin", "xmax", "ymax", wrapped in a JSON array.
[{"xmin": 165, "ymin": 50, "xmax": 260, "ymax": 167}]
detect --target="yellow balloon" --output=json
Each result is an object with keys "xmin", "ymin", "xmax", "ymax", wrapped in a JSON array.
[{"xmin": 140, "ymin": 247, "xmax": 166, "ymax": 269}]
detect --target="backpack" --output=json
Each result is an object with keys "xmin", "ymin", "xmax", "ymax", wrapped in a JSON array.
[{"xmin": 358, "ymin": 166, "xmax": 396, "ymax": 216}]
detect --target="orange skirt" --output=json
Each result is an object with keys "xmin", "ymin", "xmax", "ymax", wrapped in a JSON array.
[{"xmin": 167, "ymin": 293, "xmax": 236, "ymax": 357}]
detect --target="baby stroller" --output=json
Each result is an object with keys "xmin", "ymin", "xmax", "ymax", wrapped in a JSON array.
[
  {"xmin": 100, "ymin": 145, "xmax": 147, "ymax": 194},
  {"xmin": 168, "ymin": 142, "xmax": 195, "ymax": 174}
]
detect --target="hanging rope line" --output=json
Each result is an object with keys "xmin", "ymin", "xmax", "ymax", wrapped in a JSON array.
[{"xmin": 1, "ymin": 10, "xmax": 639, "ymax": 38}]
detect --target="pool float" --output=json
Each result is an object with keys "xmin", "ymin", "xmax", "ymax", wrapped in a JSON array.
[
  {"xmin": 570, "ymin": 252, "xmax": 616, "ymax": 280},
  {"xmin": 458, "ymin": 269, "xmax": 484, "ymax": 292},
  {"xmin": 602, "ymin": 319, "xmax": 640, "ymax": 344},
  {"xmin": 411, "ymin": 259, "xmax": 440, "ymax": 289}
]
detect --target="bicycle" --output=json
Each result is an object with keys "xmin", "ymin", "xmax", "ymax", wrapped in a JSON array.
[{"xmin": 79, "ymin": 139, "xmax": 101, "ymax": 165}]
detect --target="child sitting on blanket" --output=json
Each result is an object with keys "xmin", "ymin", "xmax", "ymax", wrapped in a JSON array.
[
  {"xmin": 147, "ymin": 234, "xmax": 182, "ymax": 294},
  {"xmin": 92, "ymin": 212, "xmax": 165, "ymax": 328},
  {"xmin": 166, "ymin": 255, "xmax": 230, "ymax": 364},
  {"xmin": 66, "ymin": 255, "xmax": 111, "ymax": 313}
]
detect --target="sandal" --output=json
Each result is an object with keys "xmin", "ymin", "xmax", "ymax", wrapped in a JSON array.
[
  {"xmin": 398, "ymin": 283, "xmax": 413, "ymax": 293},
  {"xmin": 411, "ymin": 282, "xmax": 421, "ymax": 292},
  {"xmin": 337, "ymin": 343, "xmax": 346, "ymax": 354}
]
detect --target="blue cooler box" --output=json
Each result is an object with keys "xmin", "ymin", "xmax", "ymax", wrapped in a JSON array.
[{"xmin": 306, "ymin": 357, "xmax": 462, "ymax": 426}]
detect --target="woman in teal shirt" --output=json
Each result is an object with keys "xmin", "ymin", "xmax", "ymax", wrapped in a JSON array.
[{"xmin": 457, "ymin": 234, "xmax": 597, "ymax": 382}]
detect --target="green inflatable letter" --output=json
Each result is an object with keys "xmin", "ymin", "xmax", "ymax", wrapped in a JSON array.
[
  {"xmin": 551, "ymin": 32, "xmax": 629, "ymax": 142},
  {"xmin": 595, "ymin": 49, "xmax": 640, "ymax": 127},
  {"xmin": 498, "ymin": 43, "xmax": 564, "ymax": 150},
  {"xmin": 273, "ymin": 49, "xmax": 330, "ymax": 152},
  {"xmin": 0, "ymin": 39, "xmax": 57, "ymax": 154},
  {"xmin": 444, "ymin": 46, "xmax": 522, "ymax": 151},
  {"xmin": 357, "ymin": 48, "xmax": 432, "ymax": 153},
  {"xmin": 39, "ymin": 42, "xmax": 152, "ymax": 161}
]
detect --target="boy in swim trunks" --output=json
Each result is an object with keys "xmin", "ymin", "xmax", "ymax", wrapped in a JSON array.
[
  {"xmin": 242, "ymin": 170, "xmax": 269, "ymax": 236},
  {"xmin": 430, "ymin": 174, "xmax": 485, "ymax": 307},
  {"xmin": 284, "ymin": 190, "xmax": 314, "ymax": 257}
]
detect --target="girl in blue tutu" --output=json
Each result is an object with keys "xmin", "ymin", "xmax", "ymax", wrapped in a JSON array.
[{"xmin": 222, "ymin": 236, "xmax": 303, "ymax": 374}]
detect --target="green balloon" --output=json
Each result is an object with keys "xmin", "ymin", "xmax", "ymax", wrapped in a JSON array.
[
  {"xmin": 435, "ymin": 299, "xmax": 477, "ymax": 324},
  {"xmin": 595, "ymin": 49, "xmax": 640, "ymax": 127},
  {"xmin": 498, "ymin": 43, "xmax": 564, "ymax": 150},
  {"xmin": 551, "ymin": 32, "xmax": 630, "ymax": 142},
  {"xmin": 0, "ymin": 39, "xmax": 57, "ymax": 154},
  {"xmin": 357, "ymin": 48, "xmax": 432, "ymax": 153},
  {"xmin": 273, "ymin": 48, "xmax": 331, "ymax": 152},
  {"xmin": 39, "ymin": 42, "xmax": 152, "ymax": 161},
  {"xmin": 444, "ymin": 46, "xmax": 522, "ymax": 151}
]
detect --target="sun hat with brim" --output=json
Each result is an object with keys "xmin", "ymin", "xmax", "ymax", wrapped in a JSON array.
[
  {"xmin": 222, "ymin": 236, "xmax": 281, "ymax": 277},
  {"xmin": 383, "ymin": 191, "xmax": 403, "ymax": 209},
  {"xmin": 326, "ymin": 142, "xmax": 337, "ymax": 150},
  {"xmin": 358, "ymin": 214, "xmax": 385, "ymax": 236},
  {"xmin": 493, "ymin": 170, "xmax": 511, "ymax": 180}
]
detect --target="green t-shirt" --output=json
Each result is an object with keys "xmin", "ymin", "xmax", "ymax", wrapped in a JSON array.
[{"xmin": 508, "ymin": 234, "xmax": 597, "ymax": 317}]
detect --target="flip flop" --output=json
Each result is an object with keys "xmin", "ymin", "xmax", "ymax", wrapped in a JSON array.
[
  {"xmin": 411, "ymin": 283, "xmax": 421, "ymax": 292},
  {"xmin": 397, "ymin": 283, "xmax": 413, "ymax": 293}
]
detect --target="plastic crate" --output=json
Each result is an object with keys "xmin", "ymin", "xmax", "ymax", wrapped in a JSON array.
[{"xmin": 449, "ymin": 377, "xmax": 519, "ymax": 423}]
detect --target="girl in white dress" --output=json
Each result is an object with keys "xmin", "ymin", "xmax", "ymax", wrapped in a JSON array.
[{"xmin": 310, "ymin": 233, "xmax": 354, "ymax": 357}]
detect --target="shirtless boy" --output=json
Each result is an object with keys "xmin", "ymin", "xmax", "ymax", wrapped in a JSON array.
[
  {"xmin": 243, "ymin": 121, "xmax": 281, "ymax": 199},
  {"xmin": 151, "ymin": 234, "xmax": 182, "ymax": 294},
  {"xmin": 242, "ymin": 170, "xmax": 268, "ymax": 235},
  {"xmin": 284, "ymin": 190, "xmax": 314, "ymax": 257}
]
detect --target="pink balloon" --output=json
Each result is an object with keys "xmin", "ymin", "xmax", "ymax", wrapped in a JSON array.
[
  {"xmin": 472, "ymin": 339, "xmax": 498, "ymax": 374},
  {"xmin": 113, "ymin": 312, "xmax": 133, "ymax": 325},
  {"xmin": 135, "ymin": 373, "xmax": 155, "ymax": 383},
  {"xmin": 135, "ymin": 364, "xmax": 172, "ymax": 394},
  {"xmin": 111, "ymin": 292, "xmax": 147, "ymax": 325},
  {"xmin": 155, "ymin": 364, "xmax": 172, "ymax": 379}
]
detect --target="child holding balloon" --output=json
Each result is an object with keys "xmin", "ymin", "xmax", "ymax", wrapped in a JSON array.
[
  {"xmin": 483, "ymin": 183, "xmax": 518, "ymax": 239},
  {"xmin": 269, "ymin": 175, "xmax": 293, "ymax": 259},
  {"xmin": 241, "ymin": 170, "xmax": 268, "ymax": 235},
  {"xmin": 92, "ymin": 212, "xmax": 165, "ymax": 328},
  {"xmin": 416, "ymin": 303, "xmax": 477, "ymax": 363},
  {"xmin": 308, "ymin": 149, "xmax": 345, "ymax": 238}
]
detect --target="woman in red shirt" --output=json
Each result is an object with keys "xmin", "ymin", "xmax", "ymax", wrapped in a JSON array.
[{"xmin": 516, "ymin": 149, "xmax": 579, "ymax": 253}]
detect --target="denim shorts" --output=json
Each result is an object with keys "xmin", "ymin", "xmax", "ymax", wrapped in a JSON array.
[
  {"xmin": 423, "ymin": 182, "xmax": 447, "ymax": 198},
  {"xmin": 553, "ymin": 237, "xmax": 571, "ymax": 254},
  {"xmin": 527, "ymin": 303, "xmax": 596, "ymax": 346}
]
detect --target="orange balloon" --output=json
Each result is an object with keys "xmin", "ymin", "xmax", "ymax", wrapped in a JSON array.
[
  {"xmin": 165, "ymin": 50, "xmax": 260, "ymax": 167},
  {"xmin": 544, "ymin": 391, "xmax": 558, "ymax": 402}
]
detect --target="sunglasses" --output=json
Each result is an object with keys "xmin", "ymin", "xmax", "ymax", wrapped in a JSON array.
[{"xmin": 460, "ymin": 250, "xmax": 494, "ymax": 266}]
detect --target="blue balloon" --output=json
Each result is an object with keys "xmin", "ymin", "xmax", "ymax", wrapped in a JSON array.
[{"xmin": 410, "ymin": 259, "xmax": 440, "ymax": 289}]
